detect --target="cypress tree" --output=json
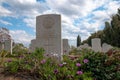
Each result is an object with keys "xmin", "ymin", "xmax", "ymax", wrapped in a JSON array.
[{"xmin": 77, "ymin": 35, "xmax": 81, "ymax": 47}]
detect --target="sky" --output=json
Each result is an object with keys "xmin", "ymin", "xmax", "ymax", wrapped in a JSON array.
[{"xmin": 0, "ymin": 0, "xmax": 120, "ymax": 47}]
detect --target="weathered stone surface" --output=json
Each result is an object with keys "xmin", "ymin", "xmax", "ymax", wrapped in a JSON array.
[
  {"xmin": 102, "ymin": 43, "xmax": 113, "ymax": 53},
  {"xmin": 77, "ymin": 43, "xmax": 91, "ymax": 50},
  {"xmin": 29, "ymin": 39, "xmax": 36, "ymax": 51},
  {"xmin": 92, "ymin": 38, "xmax": 101, "ymax": 52},
  {"xmin": 0, "ymin": 28, "xmax": 13, "ymax": 53},
  {"xmin": 4, "ymin": 40, "xmax": 12, "ymax": 51},
  {"xmin": 63, "ymin": 39, "xmax": 70, "ymax": 55},
  {"xmin": 30, "ymin": 14, "xmax": 63, "ymax": 60}
]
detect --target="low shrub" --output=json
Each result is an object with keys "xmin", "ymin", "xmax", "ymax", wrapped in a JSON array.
[
  {"xmin": 77, "ymin": 49, "xmax": 120, "ymax": 80},
  {"xmin": 4, "ymin": 47, "xmax": 120, "ymax": 80},
  {"xmin": 3, "ymin": 48, "xmax": 93, "ymax": 80}
]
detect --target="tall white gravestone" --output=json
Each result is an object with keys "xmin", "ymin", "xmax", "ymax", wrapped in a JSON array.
[
  {"xmin": 92, "ymin": 38, "xmax": 101, "ymax": 52},
  {"xmin": 30, "ymin": 14, "xmax": 63, "ymax": 60}
]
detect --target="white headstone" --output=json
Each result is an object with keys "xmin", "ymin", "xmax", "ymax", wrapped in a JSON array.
[
  {"xmin": 92, "ymin": 38, "xmax": 101, "ymax": 52},
  {"xmin": 102, "ymin": 43, "xmax": 113, "ymax": 53},
  {"xmin": 29, "ymin": 39, "xmax": 36, "ymax": 51},
  {"xmin": 63, "ymin": 39, "xmax": 70, "ymax": 55},
  {"xmin": 77, "ymin": 43, "xmax": 91, "ymax": 50},
  {"xmin": 30, "ymin": 14, "xmax": 63, "ymax": 61}
]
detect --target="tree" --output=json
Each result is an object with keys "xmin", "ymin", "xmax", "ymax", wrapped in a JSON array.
[
  {"xmin": 110, "ymin": 12, "xmax": 120, "ymax": 47},
  {"xmin": 77, "ymin": 35, "xmax": 81, "ymax": 47},
  {"xmin": 82, "ymin": 8, "xmax": 120, "ymax": 47},
  {"xmin": 103, "ymin": 21, "xmax": 112, "ymax": 44},
  {"xmin": 103, "ymin": 8, "xmax": 120, "ymax": 47}
]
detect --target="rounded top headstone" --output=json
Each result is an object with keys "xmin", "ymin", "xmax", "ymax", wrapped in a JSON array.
[
  {"xmin": 36, "ymin": 14, "xmax": 61, "ymax": 29},
  {"xmin": 42, "ymin": 16, "xmax": 55, "ymax": 29}
]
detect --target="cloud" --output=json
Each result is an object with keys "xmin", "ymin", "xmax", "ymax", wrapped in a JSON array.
[
  {"xmin": 104, "ymin": 0, "xmax": 120, "ymax": 15},
  {"xmin": 0, "ymin": 6, "xmax": 12, "ymax": 17},
  {"xmin": 46, "ymin": 0, "xmax": 109, "ymax": 18},
  {"xmin": 0, "ymin": 19, "xmax": 12, "ymax": 25},
  {"xmin": 92, "ymin": 11, "xmax": 109, "ymax": 20},
  {"xmin": 10, "ymin": 30, "xmax": 35, "ymax": 47},
  {"xmin": 46, "ymin": 0, "xmax": 83, "ymax": 18},
  {"xmin": 1, "ymin": 0, "xmax": 48, "ymax": 28},
  {"xmin": 0, "ymin": 0, "xmax": 120, "ymax": 47},
  {"xmin": 2, "ymin": 0, "xmax": 47, "ymax": 17},
  {"xmin": 45, "ymin": 0, "xmax": 120, "ymax": 46},
  {"xmin": 23, "ymin": 18, "xmax": 36, "ymax": 28}
]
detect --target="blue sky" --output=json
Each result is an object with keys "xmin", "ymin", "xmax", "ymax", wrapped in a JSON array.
[{"xmin": 0, "ymin": 0, "xmax": 120, "ymax": 47}]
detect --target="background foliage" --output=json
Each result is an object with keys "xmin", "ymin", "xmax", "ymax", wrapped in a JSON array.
[{"xmin": 82, "ymin": 8, "xmax": 120, "ymax": 47}]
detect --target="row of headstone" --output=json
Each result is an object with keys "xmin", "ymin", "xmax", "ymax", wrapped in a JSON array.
[
  {"xmin": 77, "ymin": 38, "xmax": 113, "ymax": 53},
  {"xmin": 92, "ymin": 38, "xmax": 113, "ymax": 52},
  {"xmin": 30, "ymin": 38, "xmax": 70, "ymax": 55}
]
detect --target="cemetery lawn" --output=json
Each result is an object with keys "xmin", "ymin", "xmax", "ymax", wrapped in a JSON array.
[{"xmin": 0, "ymin": 48, "xmax": 120, "ymax": 80}]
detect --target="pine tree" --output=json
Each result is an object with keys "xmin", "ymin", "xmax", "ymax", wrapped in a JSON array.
[{"xmin": 77, "ymin": 35, "xmax": 81, "ymax": 47}]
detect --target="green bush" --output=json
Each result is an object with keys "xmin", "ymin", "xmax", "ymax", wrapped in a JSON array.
[
  {"xmin": 77, "ymin": 49, "xmax": 120, "ymax": 80},
  {"xmin": 4, "ymin": 60, "xmax": 19, "ymax": 73},
  {"xmin": 0, "ymin": 50, "xmax": 8, "ymax": 57},
  {"xmin": 12, "ymin": 43, "xmax": 28, "ymax": 57},
  {"xmin": 3, "ymin": 48, "xmax": 94, "ymax": 80},
  {"xmin": 0, "ymin": 50, "xmax": 8, "ymax": 66},
  {"xmin": 4, "ymin": 48, "xmax": 44, "ymax": 73},
  {"xmin": 4, "ymin": 47, "xmax": 120, "ymax": 80}
]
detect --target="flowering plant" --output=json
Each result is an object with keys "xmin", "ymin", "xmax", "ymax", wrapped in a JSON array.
[{"xmin": 3, "ymin": 48, "xmax": 94, "ymax": 80}]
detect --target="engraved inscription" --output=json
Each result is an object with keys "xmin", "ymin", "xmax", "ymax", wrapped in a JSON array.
[{"xmin": 43, "ymin": 16, "xmax": 55, "ymax": 29}]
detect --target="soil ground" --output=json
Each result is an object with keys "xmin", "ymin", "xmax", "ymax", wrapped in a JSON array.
[{"xmin": 0, "ymin": 67, "xmax": 40, "ymax": 80}]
